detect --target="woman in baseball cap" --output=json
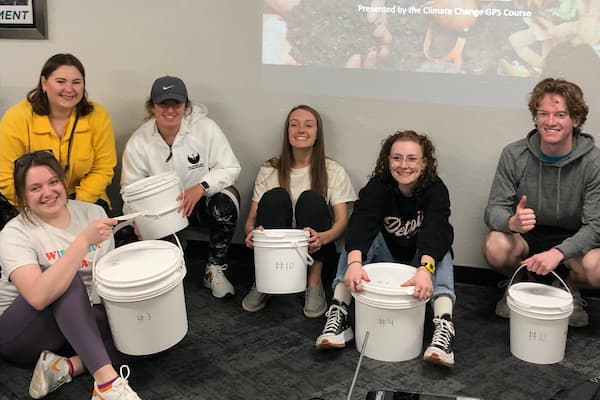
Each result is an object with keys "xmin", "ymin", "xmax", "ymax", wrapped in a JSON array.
[{"xmin": 121, "ymin": 76, "xmax": 242, "ymax": 299}]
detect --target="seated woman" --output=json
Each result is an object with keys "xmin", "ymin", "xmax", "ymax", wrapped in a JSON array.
[
  {"xmin": 121, "ymin": 76, "xmax": 241, "ymax": 299},
  {"xmin": 0, "ymin": 151, "xmax": 142, "ymax": 399},
  {"xmin": 0, "ymin": 53, "xmax": 117, "ymax": 227},
  {"xmin": 243, "ymin": 104, "xmax": 357, "ymax": 318},
  {"xmin": 316, "ymin": 130, "xmax": 457, "ymax": 368}
]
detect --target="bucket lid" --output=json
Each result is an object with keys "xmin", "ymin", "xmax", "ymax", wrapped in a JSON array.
[
  {"xmin": 361, "ymin": 262, "xmax": 416, "ymax": 296},
  {"xmin": 121, "ymin": 171, "xmax": 178, "ymax": 196},
  {"xmin": 508, "ymin": 282, "xmax": 573, "ymax": 314},
  {"xmin": 352, "ymin": 263, "xmax": 426, "ymax": 307},
  {"xmin": 252, "ymin": 229, "xmax": 309, "ymax": 239},
  {"xmin": 95, "ymin": 240, "xmax": 182, "ymax": 287}
]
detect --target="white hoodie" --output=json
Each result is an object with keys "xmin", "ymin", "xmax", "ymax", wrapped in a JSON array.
[{"xmin": 121, "ymin": 104, "xmax": 241, "ymax": 197}]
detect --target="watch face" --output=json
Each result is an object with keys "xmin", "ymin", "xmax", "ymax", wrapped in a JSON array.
[{"xmin": 201, "ymin": 181, "xmax": 209, "ymax": 190}]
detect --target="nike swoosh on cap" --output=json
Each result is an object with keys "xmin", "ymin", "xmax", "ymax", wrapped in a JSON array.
[{"xmin": 162, "ymin": 85, "xmax": 175, "ymax": 90}]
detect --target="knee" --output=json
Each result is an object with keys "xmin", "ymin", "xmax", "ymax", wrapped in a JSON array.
[
  {"xmin": 582, "ymin": 250, "xmax": 600, "ymax": 287},
  {"xmin": 483, "ymin": 231, "xmax": 513, "ymax": 269},
  {"xmin": 207, "ymin": 192, "xmax": 239, "ymax": 223},
  {"xmin": 296, "ymin": 190, "xmax": 324, "ymax": 208},
  {"xmin": 295, "ymin": 190, "xmax": 330, "ymax": 227},
  {"xmin": 260, "ymin": 188, "xmax": 292, "ymax": 209}
]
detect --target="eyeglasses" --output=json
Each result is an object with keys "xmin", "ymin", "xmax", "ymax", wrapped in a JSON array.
[
  {"xmin": 13, "ymin": 150, "xmax": 55, "ymax": 170},
  {"xmin": 389, "ymin": 155, "xmax": 422, "ymax": 166},
  {"xmin": 535, "ymin": 110, "xmax": 569, "ymax": 121}
]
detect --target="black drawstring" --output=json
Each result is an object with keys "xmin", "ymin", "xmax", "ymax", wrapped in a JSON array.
[
  {"xmin": 64, "ymin": 112, "xmax": 79, "ymax": 174},
  {"xmin": 165, "ymin": 144, "xmax": 173, "ymax": 162}
]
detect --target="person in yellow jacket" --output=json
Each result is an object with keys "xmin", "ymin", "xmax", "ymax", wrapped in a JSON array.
[{"xmin": 0, "ymin": 53, "xmax": 116, "ymax": 222}]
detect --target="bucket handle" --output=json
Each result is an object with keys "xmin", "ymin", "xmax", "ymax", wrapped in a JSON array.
[
  {"xmin": 508, "ymin": 264, "xmax": 572, "ymax": 297},
  {"xmin": 290, "ymin": 239, "xmax": 314, "ymax": 266}
]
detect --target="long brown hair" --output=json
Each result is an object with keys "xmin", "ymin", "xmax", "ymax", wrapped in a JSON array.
[
  {"xmin": 27, "ymin": 53, "xmax": 93, "ymax": 116},
  {"xmin": 268, "ymin": 105, "xmax": 328, "ymax": 197},
  {"xmin": 371, "ymin": 130, "xmax": 438, "ymax": 193}
]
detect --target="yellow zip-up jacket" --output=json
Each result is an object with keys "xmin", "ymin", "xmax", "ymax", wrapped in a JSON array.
[{"xmin": 0, "ymin": 99, "xmax": 116, "ymax": 207}]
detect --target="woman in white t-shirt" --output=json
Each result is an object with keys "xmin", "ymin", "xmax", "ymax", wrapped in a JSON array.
[
  {"xmin": 0, "ymin": 151, "xmax": 141, "ymax": 399},
  {"xmin": 242, "ymin": 105, "xmax": 357, "ymax": 317}
]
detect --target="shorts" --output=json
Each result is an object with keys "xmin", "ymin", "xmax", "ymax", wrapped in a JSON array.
[{"xmin": 522, "ymin": 225, "xmax": 575, "ymax": 278}]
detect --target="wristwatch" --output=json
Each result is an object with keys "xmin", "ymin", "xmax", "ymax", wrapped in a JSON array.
[
  {"xmin": 420, "ymin": 261, "xmax": 435, "ymax": 274},
  {"xmin": 200, "ymin": 181, "xmax": 209, "ymax": 191}
]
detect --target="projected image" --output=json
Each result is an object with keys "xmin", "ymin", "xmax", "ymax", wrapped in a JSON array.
[{"xmin": 263, "ymin": 0, "xmax": 600, "ymax": 77}]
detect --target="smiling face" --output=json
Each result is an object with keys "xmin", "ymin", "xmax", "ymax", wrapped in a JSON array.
[
  {"xmin": 40, "ymin": 65, "xmax": 84, "ymax": 114},
  {"xmin": 24, "ymin": 165, "xmax": 68, "ymax": 220},
  {"xmin": 389, "ymin": 139, "xmax": 427, "ymax": 195},
  {"xmin": 152, "ymin": 100, "xmax": 186, "ymax": 135},
  {"xmin": 535, "ymin": 93, "xmax": 579, "ymax": 156},
  {"xmin": 287, "ymin": 108, "xmax": 318, "ymax": 150}
]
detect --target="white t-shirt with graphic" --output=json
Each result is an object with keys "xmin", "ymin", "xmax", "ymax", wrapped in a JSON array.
[{"xmin": 0, "ymin": 200, "xmax": 114, "ymax": 316}]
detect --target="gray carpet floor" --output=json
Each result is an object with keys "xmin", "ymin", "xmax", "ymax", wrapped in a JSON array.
[{"xmin": 1, "ymin": 245, "xmax": 599, "ymax": 400}]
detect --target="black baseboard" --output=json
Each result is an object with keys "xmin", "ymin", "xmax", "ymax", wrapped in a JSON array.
[
  {"xmin": 188, "ymin": 241, "xmax": 598, "ymax": 297},
  {"xmin": 224, "ymin": 243, "xmax": 506, "ymax": 287}
]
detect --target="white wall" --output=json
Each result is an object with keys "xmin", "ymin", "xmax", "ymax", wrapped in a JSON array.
[{"xmin": 1, "ymin": 0, "xmax": 598, "ymax": 268}]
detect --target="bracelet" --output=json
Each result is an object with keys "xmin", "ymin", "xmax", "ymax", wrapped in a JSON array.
[
  {"xmin": 347, "ymin": 260, "xmax": 362, "ymax": 268},
  {"xmin": 420, "ymin": 261, "xmax": 435, "ymax": 274}
]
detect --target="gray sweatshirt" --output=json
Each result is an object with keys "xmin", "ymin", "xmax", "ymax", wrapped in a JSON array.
[{"xmin": 484, "ymin": 129, "xmax": 600, "ymax": 259}]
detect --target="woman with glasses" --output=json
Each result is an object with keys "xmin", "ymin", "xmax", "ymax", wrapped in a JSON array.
[
  {"xmin": 121, "ymin": 76, "xmax": 241, "ymax": 299},
  {"xmin": 315, "ymin": 130, "xmax": 457, "ymax": 368},
  {"xmin": 242, "ymin": 104, "xmax": 357, "ymax": 318},
  {"xmin": 0, "ymin": 151, "xmax": 141, "ymax": 399},
  {"xmin": 0, "ymin": 53, "xmax": 116, "ymax": 229}
]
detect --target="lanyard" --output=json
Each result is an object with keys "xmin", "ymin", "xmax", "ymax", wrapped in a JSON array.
[{"xmin": 64, "ymin": 112, "xmax": 79, "ymax": 174}]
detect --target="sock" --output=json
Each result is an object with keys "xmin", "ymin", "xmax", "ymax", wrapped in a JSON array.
[
  {"xmin": 64, "ymin": 358, "xmax": 74, "ymax": 377},
  {"xmin": 433, "ymin": 295, "xmax": 453, "ymax": 318},
  {"xmin": 97, "ymin": 375, "xmax": 119, "ymax": 390},
  {"xmin": 333, "ymin": 282, "xmax": 352, "ymax": 305}
]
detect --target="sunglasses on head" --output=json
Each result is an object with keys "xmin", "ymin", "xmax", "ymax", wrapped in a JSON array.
[{"xmin": 13, "ymin": 150, "xmax": 55, "ymax": 170}]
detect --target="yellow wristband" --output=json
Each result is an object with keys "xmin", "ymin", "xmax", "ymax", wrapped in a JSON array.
[{"xmin": 420, "ymin": 261, "xmax": 435, "ymax": 274}]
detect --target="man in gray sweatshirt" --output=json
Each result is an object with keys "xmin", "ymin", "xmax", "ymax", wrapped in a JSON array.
[{"xmin": 484, "ymin": 78, "xmax": 600, "ymax": 328}]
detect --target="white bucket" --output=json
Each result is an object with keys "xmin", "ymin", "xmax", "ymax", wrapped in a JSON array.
[
  {"xmin": 121, "ymin": 171, "xmax": 189, "ymax": 240},
  {"xmin": 252, "ymin": 229, "xmax": 314, "ymax": 294},
  {"xmin": 507, "ymin": 266, "xmax": 573, "ymax": 364},
  {"xmin": 95, "ymin": 240, "xmax": 188, "ymax": 356},
  {"xmin": 352, "ymin": 263, "xmax": 427, "ymax": 362}
]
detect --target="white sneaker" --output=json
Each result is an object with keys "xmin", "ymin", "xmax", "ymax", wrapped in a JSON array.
[
  {"xmin": 29, "ymin": 350, "xmax": 72, "ymax": 399},
  {"xmin": 91, "ymin": 365, "xmax": 141, "ymax": 400},
  {"xmin": 203, "ymin": 263, "xmax": 235, "ymax": 298}
]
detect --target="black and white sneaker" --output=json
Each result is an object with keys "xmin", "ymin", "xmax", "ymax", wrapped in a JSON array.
[
  {"xmin": 423, "ymin": 314, "xmax": 455, "ymax": 368},
  {"xmin": 315, "ymin": 300, "xmax": 353, "ymax": 350}
]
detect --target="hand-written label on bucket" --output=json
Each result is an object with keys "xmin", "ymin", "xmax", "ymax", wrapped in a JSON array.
[
  {"xmin": 377, "ymin": 318, "xmax": 395, "ymax": 328},
  {"xmin": 528, "ymin": 329, "xmax": 547, "ymax": 342},
  {"xmin": 136, "ymin": 312, "xmax": 152, "ymax": 323},
  {"xmin": 275, "ymin": 260, "xmax": 295, "ymax": 271}
]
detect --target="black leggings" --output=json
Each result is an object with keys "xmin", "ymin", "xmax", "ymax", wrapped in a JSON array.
[{"xmin": 255, "ymin": 188, "xmax": 338, "ymax": 282}]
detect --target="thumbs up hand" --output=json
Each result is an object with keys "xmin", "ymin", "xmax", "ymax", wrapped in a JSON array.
[{"xmin": 508, "ymin": 195, "xmax": 536, "ymax": 233}]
